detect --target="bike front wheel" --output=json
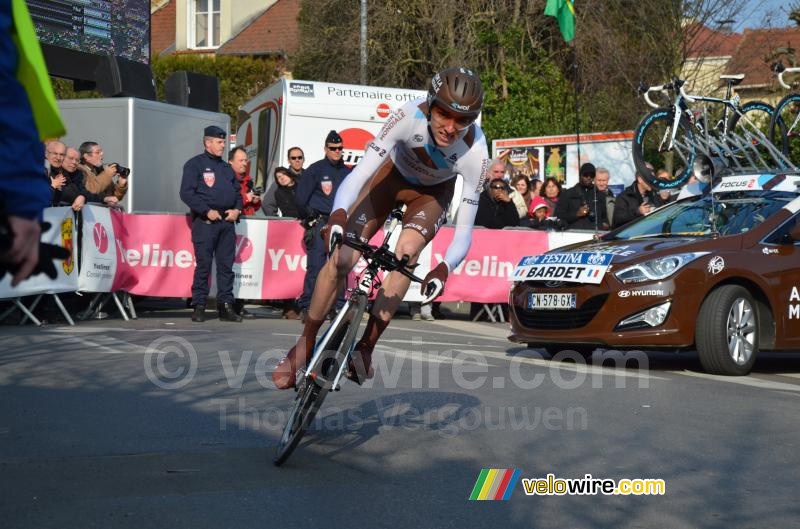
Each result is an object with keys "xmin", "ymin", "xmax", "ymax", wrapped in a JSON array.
[
  {"xmin": 770, "ymin": 93, "xmax": 800, "ymax": 164},
  {"xmin": 728, "ymin": 100, "xmax": 785, "ymax": 162},
  {"xmin": 632, "ymin": 108, "xmax": 696, "ymax": 189},
  {"xmin": 273, "ymin": 297, "xmax": 364, "ymax": 466}
]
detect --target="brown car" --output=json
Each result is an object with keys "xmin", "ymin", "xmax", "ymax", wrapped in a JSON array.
[{"xmin": 508, "ymin": 173, "xmax": 800, "ymax": 375}]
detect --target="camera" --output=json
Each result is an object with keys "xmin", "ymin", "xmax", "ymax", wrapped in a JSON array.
[
  {"xmin": 112, "ymin": 163, "xmax": 131, "ymax": 178},
  {"xmin": 253, "ymin": 186, "xmax": 263, "ymax": 197}
]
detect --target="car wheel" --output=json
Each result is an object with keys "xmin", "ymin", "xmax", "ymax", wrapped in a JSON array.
[
  {"xmin": 696, "ymin": 285, "xmax": 758, "ymax": 376},
  {"xmin": 543, "ymin": 345, "xmax": 595, "ymax": 360}
]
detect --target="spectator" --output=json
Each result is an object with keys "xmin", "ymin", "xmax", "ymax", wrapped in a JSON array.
[
  {"xmin": 475, "ymin": 178, "xmax": 519, "ymax": 229},
  {"xmin": 655, "ymin": 170, "xmax": 676, "ymax": 204},
  {"xmin": 488, "ymin": 158, "xmax": 507, "ymax": 182},
  {"xmin": 529, "ymin": 196, "xmax": 565, "ymax": 231},
  {"xmin": 179, "ymin": 125, "xmax": 243, "ymax": 323},
  {"xmin": 263, "ymin": 146, "xmax": 305, "ymax": 216},
  {"xmin": 266, "ymin": 165, "xmax": 301, "ymax": 320},
  {"xmin": 53, "ymin": 147, "xmax": 106, "ymax": 211},
  {"xmin": 78, "ymin": 141, "xmax": 127, "ymax": 205},
  {"xmin": 539, "ymin": 177, "xmax": 562, "ymax": 217},
  {"xmin": 594, "ymin": 167, "xmax": 616, "ymax": 223},
  {"xmin": 555, "ymin": 163, "xmax": 609, "ymax": 230},
  {"xmin": 287, "ymin": 146, "xmax": 305, "ymax": 179},
  {"xmin": 294, "ymin": 130, "xmax": 351, "ymax": 320},
  {"xmin": 510, "ymin": 174, "xmax": 533, "ymax": 219},
  {"xmin": 273, "ymin": 166, "xmax": 299, "ymax": 218},
  {"xmin": 45, "ymin": 141, "xmax": 66, "ymax": 194},
  {"xmin": 531, "ymin": 178, "xmax": 543, "ymax": 196},
  {"xmin": 409, "ymin": 301, "xmax": 435, "ymax": 321},
  {"xmin": 228, "ymin": 145, "xmax": 261, "ymax": 216},
  {"xmin": 613, "ymin": 167, "xmax": 666, "ymax": 228}
]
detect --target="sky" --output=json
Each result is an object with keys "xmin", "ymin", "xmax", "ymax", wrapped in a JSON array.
[{"xmin": 739, "ymin": 0, "xmax": 794, "ymax": 29}]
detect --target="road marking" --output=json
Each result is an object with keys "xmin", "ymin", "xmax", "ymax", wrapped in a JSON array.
[
  {"xmin": 43, "ymin": 327, "xmax": 212, "ymax": 334},
  {"xmin": 377, "ymin": 338, "xmax": 506, "ymax": 349},
  {"xmin": 426, "ymin": 320, "xmax": 511, "ymax": 340},
  {"xmin": 60, "ymin": 335, "xmax": 147, "ymax": 354},
  {"xmin": 389, "ymin": 324, "xmax": 508, "ymax": 341},
  {"xmin": 379, "ymin": 346, "xmax": 498, "ymax": 366},
  {"xmin": 672, "ymin": 370, "xmax": 800, "ymax": 392},
  {"xmin": 770, "ymin": 372, "xmax": 800, "ymax": 379}
]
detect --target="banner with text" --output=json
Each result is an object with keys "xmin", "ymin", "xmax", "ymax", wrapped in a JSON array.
[{"xmin": 74, "ymin": 207, "xmax": 594, "ymax": 302}]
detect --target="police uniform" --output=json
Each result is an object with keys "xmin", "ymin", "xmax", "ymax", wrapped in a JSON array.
[
  {"xmin": 294, "ymin": 132, "xmax": 351, "ymax": 311},
  {"xmin": 179, "ymin": 126, "xmax": 243, "ymax": 321}
]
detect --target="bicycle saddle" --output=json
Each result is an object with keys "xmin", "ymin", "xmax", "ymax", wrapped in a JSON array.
[{"xmin": 720, "ymin": 74, "xmax": 745, "ymax": 86}]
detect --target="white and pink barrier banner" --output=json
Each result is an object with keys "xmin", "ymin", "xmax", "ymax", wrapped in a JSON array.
[{"xmin": 76, "ymin": 206, "xmax": 594, "ymax": 303}]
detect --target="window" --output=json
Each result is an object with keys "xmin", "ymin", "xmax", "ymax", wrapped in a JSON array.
[{"xmin": 189, "ymin": 0, "xmax": 220, "ymax": 49}]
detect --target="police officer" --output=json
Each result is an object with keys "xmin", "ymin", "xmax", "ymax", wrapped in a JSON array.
[
  {"xmin": 294, "ymin": 130, "xmax": 351, "ymax": 319},
  {"xmin": 180, "ymin": 126, "xmax": 243, "ymax": 322}
]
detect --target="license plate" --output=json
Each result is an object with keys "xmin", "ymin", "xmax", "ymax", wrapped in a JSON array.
[{"xmin": 528, "ymin": 293, "xmax": 576, "ymax": 310}]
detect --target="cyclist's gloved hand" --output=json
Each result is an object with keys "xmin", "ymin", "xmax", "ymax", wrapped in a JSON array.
[
  {"xmin": 0, "ymin": 222, "xmax": 71, "ymax": 283},
  {"xmin": 421, "ymin": 262, "xmax": 449, "ymax": 303},
  {"xmin": 321, "ymin": 208, "xmax": 348, "ymax": 255}
]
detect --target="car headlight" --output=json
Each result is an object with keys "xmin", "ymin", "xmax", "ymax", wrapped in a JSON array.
[{"xmin": 614, "ymin": 252, "xmax": 709, "ymax": 284}]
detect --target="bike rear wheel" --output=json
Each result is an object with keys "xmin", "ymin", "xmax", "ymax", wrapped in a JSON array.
[
  {"xmin": 273, "ymin": 298, "xmax": 364, "ymax": 466},
  {"xmin": 728, "ymin": 100, "xmax": 785, "ymax": 162},
  {"xmin": 770, "ymin": 93, "xmax": 800, "ymax": 164},
  {"xmin": 632, "ymin": 108, "xmax": 696, "ymax": 189}
]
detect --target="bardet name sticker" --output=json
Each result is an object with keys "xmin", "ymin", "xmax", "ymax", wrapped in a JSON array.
[{"xmin": 510, "ymin": 252, "xmax": 614, "ymax": 284}]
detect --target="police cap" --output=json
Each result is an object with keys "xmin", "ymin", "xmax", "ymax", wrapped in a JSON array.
[{"xmin": 204, "ymin": 125, "xmax": 226, "ymax": 139}]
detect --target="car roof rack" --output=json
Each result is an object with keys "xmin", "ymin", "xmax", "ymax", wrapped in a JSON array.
[{"xmin": 678, "ymin": 126, "xmax": 798, "ymax": 177}]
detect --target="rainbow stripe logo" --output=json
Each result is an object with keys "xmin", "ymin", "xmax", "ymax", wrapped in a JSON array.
[{"xmin": 469, "ymin": 469, "xmax": 521, "ymax": 500}]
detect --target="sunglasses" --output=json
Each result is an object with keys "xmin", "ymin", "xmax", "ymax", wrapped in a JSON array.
[
  {"xmin": 327, "ymin": 146, "xmax": 344, "ymax": 151},
  {"xmin": 289, "ymin": 156, "xmax": 304, "ymax": 160},
  {"xmin": 490, "ymin": 184, "xmax": 506, "ymax": 190}
]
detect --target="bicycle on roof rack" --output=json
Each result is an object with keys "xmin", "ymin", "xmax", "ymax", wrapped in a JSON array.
[
  {"xmin": 769, "ymin": 63, "xmax": 800, "ymax": 165},
  {"xmin": 273, "ymin": 206, "xmax": 424, "ymax": 466},
  {"xmin": 633, "ymin": 75, "xmax": 793, "ymax": 190}
]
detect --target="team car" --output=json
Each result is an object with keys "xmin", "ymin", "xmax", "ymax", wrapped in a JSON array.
[{"xmin": 508, "ymin": 173, "xmax": 800, "ymax": 375}]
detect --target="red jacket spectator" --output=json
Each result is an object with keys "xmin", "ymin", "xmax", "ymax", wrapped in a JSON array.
[
  {"xmin": 236, "ymin": 172, "xmax": 259, "ymax": 216},
  {"xmin": 229, "ymin": 146, "xmax": 261, "ymax": 216}
]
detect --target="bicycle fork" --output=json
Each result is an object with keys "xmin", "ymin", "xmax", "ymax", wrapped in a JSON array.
[{"xmin": 301, "ymin": 292, "xmax": 367, "ymax": 392}]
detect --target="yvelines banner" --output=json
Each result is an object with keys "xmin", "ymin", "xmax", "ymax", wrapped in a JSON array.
[{"xmin": 11, "ymin": 206, "xmax": 593, "ymax": 303}]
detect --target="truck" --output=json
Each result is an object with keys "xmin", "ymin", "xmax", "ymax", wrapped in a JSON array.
[
  {"xmin": 236, "ymin": 79, "xmax": 426, "ymax": 192},
  {"xmin": 57, "ymin": 98, "xmax": 230, "ymax": 214}
]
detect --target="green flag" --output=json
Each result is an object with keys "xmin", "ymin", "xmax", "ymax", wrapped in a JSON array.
[{"xmin": 544, "ymin": 0, "xmax": 575, "ymax": 43}]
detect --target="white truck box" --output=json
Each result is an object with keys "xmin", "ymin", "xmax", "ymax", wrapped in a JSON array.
[
  {"xmin": 237, "ymin": 79, "xmax": 426, "ymax": 192},
  {"xmin": 58, "ymin": 98, "xmax": 230, "ymax": 214}
]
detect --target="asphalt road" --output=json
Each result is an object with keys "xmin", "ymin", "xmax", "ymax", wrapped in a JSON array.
[{"xmin": 2, "ymin": 306, "xmax": 800, "ymax": 528}]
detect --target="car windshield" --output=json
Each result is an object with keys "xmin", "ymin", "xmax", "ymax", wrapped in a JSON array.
[{"xmin": 608, "ymin": 191, "xmax": 794, "ymax": 240}]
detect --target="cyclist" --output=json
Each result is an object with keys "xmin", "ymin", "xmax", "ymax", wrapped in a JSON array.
[{"xmin": 273, "ymin": 67, "xmax": 490, "ymax": 389}]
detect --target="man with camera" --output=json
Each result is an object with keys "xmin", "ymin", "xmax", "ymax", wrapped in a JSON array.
[
  {"xmin": 228, "ymin": 145, "xmax": 261, "ymax": 216},
  {"xmin": 78, "ymin": 141, "xmax": 128, "ymax": 206},
  {"xmin": 555, "ymin": 162, "xmax": 609, "ymax": 231},
  {"xmin": 180, "ymin": 125, "xmax": 243, "ymax": 323},
  {"xmin": 613, "ymin": 164, "xmax": 665, "ymax": 228},
  {"xmin": 294, "ymin": 130, "xmax": 351, "ymax": 320}
]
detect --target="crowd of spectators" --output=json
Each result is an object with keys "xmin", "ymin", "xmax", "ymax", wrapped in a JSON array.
[
  {"xmin": 46, "ymin": 139, "xmax": 128, "ymax": 211},
  {"xmin": 472, "ymin": 159, "xmax": 688, "ymax": 234}
]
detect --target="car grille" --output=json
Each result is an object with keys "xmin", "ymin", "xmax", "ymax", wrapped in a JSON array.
[{"xmin": 515, "ymin": 294, "xmax": 608, "ymax": 330}]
